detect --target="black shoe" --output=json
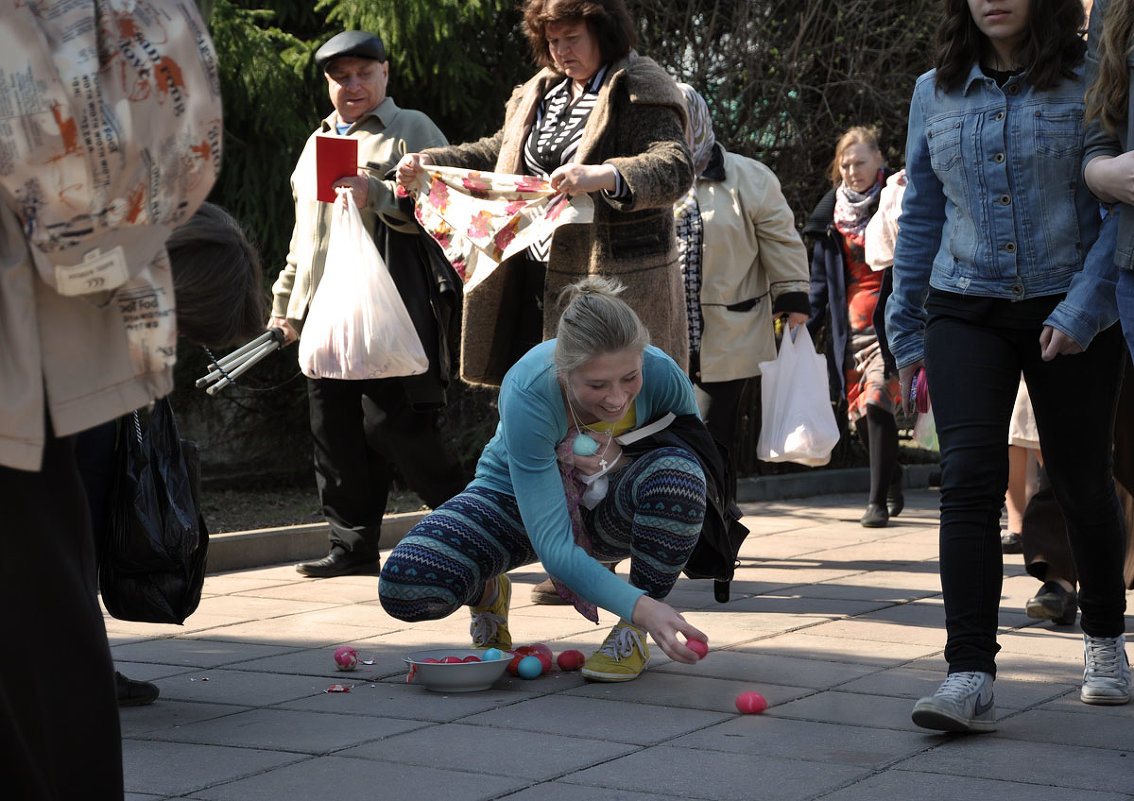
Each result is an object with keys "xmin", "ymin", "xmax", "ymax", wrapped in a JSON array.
[
  {"xmin": 296, "ymin": 550, "xmax": 381, "ymax": 578},
  {"xmin": 860, "ymin": 503, "xmax": 889, "ymax": 528},
  {"xmin": 887, "ymin": 467, "xmax": 905, "ymax": 518},
  {"xmin": 1001, "ymin": 531, "xmax": 1023, "ymax": 554},
  {"xmin": 116, "ymin": 672, "xmax": 159, "ymax": 707},
  {"xmin": 1026, "ymin": 581, "xmax": 1078, "ymax": 626}
]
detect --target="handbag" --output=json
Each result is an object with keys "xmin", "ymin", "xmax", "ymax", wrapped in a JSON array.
[
  {"xmin": 99, "ymin": 397, "xmax": 209, "ymax": 624},
  {"xmin": 298, "ymin": 189, "xmax": 429, "ymax": 380},
  {"xmin": 756, "ymin": 325, "xmax": 841, "ymax": 466}
]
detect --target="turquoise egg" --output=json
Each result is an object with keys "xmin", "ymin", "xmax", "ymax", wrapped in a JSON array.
[
  {"xmin": 517, "ymin": 655, "xmax": 543, "ymax": 679},
  {"xmin": 482, "ymin": 648, "xmax": 504, "ymax": 661},
  {"xmin": 572, "ymin": 434, "xmax": 599, "ymax": 456}
]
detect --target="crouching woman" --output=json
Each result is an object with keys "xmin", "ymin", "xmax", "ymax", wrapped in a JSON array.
[{"xmin": 379, "ymin": 277, "xmax": 708, "ymax": 680}]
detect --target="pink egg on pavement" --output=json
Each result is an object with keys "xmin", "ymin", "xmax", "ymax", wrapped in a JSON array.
[
  {"xmin": 333, "ymin": 646, "xmax": 358, "ymax": 671},
  {"xmin": 686, "ymin": 638, "xmax": 709, "ymax": 660},
  {"xmin": 556, "ymin": 649, "xmax": 586, "ymax": 671},
  {"xmin": 529, "ymin": 642, "xmax": 554, "ymax": 661},
  {"xmin": 735, "ymin": 691, "xmax": 768, "ymax": 714}
]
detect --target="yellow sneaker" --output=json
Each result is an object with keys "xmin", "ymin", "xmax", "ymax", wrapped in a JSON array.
[
  {"xmin": 469, "ymin": 573, "xmax": 511, "ymax": 650},
  {"xmin": 581, "ymin": 621, "xmax": 650, "ymax": 682}
]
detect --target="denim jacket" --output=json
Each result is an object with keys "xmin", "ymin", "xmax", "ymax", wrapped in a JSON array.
[
  {"xmin": 888, "ymin": 62, "xmax": 1115, "ymax": 369},
  {"xmin": 1083, "ymin": 0, "xmax": 1134, "ymax": 273}
]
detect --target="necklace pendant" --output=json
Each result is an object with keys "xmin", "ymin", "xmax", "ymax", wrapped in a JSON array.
[{"xmin": 599, "ymin": 458, "xmax": 608, "ymax": 471}]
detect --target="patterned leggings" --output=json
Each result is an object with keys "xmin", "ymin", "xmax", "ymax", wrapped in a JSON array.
[{"xmin": 379, "ymin": 446, "xmax": 706, "ymax": 622}]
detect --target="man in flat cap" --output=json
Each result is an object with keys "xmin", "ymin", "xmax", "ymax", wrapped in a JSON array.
[{"xmin": 270, "ymin": 30, "xmax": 468, "ymax": 578}]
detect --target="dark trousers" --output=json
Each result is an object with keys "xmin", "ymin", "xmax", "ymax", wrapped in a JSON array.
[
  {"xmin": 0, "ymin": 428, "xmax": 123, "ymax": 800},
  {"xmin": 307, "ymin": 376, "xmax": 468, "ymax": 556},
  {"xmin": 694, "ymin": 377, "xmax": 751, "ymax": 499},
  {"xmin": 925, "ymin": 315, "xmax": 1127, "ymax": 676}
]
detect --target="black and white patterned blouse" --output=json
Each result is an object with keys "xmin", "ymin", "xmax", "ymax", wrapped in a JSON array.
[{"xmin": 522, "ymin": 65, "xmax": 628, "ymax": 262}]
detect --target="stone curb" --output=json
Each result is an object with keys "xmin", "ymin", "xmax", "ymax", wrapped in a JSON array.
[{"xmin": 205, "ymin": 462, "xmax": 939, "ymax": 573}]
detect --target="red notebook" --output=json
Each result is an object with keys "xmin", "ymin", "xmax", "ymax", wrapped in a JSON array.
[{"xmin": 316, "ymin": 134, "xmax": 358, "ymax": 203}]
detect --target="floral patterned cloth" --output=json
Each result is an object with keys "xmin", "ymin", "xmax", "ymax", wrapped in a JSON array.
[{"xmin": 406, "ymin": 165, "xmax": 594, "ymax": 291}]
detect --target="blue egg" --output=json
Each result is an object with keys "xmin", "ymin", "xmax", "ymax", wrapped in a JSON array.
[
  {"xmin": 482, "ymin": 648, "xmax": 504, "ymax": 661},
  {"xmin": 516, "ymin": 655, "xmax": 543, "ymax": 679},
  {"xmin": 572, "ymin": 434, "xmax": 599, "ymax": 456}
]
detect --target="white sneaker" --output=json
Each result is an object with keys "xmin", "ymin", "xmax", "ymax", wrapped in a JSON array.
[
  {"xmin": 911, "ymin": 671, "xmax": 997, "ymax": 732},
  {"xmin": 1081, "ymin": 633, "xmax": 1131, "ymax": 705}
]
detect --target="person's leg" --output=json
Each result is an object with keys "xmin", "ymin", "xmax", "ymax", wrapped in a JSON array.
[
  {"xmin": 865, "ymin": 403, "xmax": 899, "ymax": 508},
  {"xmin": 1, "ymin": 430, "xmax": 124, "ymax": 800},
  {"xmin": 379, "ymin": 485, "xmax": 536, "ymax": 621},
  {"xmin": 363, "ymin": 380, "xmax": 469, "ymax": 510},
  {"xmin": 579, "ymin": 446, "xmax": 706, "ymax": 681},
  {"xmin": 1003, "ymin": 444, "xmax": 1032, "ymax": 554},
  {"xmin": 911, "ymin": 314, "xmax": 1018, "ymax": 732},
  {"xmin": 923, "ymin": 315, "xmax": 1020, "ymax": 676},
  {"xmin": 695, "ymin": 377, "xmax": 747, "ymax": 500},
  {"xmin": 301, "ymin": 377, "xmax": 383, "ymax": 574},
  {"xmin": 1116, "ymin": 266, "xmax": 1134, "ymax": 358},
  {"xmin": 586, "ymin": 446, "xmax": 706, "ymax": 600},
  {"xmin": 1020, "ymin": 466, "xmax": 1078, "ymax": 625},
  {"xmin": 1023, "ymin": 324, "xmax": 1129, "ymax": 703}
]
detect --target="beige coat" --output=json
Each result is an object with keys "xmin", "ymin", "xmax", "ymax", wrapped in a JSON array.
[
  {"xmin": 423, "ymin": 52, "xmax": 692, "ymax": 386},
  {"xmin": 697, "ymin": 150, "xmax": 810, "ymax": 383}
]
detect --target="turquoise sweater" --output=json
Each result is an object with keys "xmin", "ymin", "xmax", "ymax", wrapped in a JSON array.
[{"xmin": 470, "ymin": 340, "xmax": 699, "ymax": 621}]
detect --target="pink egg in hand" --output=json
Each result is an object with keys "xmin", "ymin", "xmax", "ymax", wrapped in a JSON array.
[
  {"xmin": 735, "ymin": 691, "xmax": 768, "ymax": 714},
  {"xmin": 685, "ymin": 638, "xmax": 709, "ymax": 660}
]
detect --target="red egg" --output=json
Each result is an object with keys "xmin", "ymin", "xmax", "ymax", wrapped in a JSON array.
[
  {"xmin": 686, "ymin": 638, "xmax": 709, "ymax": 660},
  {"xmin": 440, "ymin": 656, "xmax": 465, "ymax": 664},
  {"xmin": 462, "ymin": 655, "xmax": 482, "ymax": 663},
  {"xmin": 735, "ymin": 691, "xmax": 768, "ymax": 714},
  {"xmin": 534, "ymin": 653, "xmax": 552, "ymax": 673},
  {"xmin": 421, "ymin": 658, "xmax": 441, "ymax": 664},
  {"xmin": 556, "ymin": 649, "xmax": 586, "ymax": 671},
  {"xmin": 513, "ymin": 645, "xmax": 535, "ymax": 656},
  {"xmin": 507, "ymin": 653, "xmax": 525, "ymax": 676}
]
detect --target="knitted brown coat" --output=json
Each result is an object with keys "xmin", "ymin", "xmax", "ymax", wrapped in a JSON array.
[{"xmin": 423, "ymin": 52, "xmax": 692, "ymax": 386}]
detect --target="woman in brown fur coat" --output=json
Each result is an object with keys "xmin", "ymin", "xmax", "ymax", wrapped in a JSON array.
[{"xmin": 397, "ymin": 0, "xmax": 693, "ymax": 386}]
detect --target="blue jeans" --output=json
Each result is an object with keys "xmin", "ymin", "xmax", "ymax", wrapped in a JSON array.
[{"xmin": 925, "ymin": 314, "xmax": 1127, "ymax": 676}]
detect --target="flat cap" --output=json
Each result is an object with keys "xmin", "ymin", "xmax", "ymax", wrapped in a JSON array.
[{"xmin": 315, "ymin": 31, "xmax": 387, "ymax": 72}]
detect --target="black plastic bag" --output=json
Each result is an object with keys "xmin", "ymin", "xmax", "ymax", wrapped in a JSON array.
[{"xmin": 99, "ymin": 397, "xmax": 209, "ymax": 624}]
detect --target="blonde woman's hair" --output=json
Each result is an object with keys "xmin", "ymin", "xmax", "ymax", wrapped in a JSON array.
[
  {"xmin": 828, "ymin": 126, "xmax": 882, "ymax": 187},
  {"xmin": 1085, "ymin": 0, "xmax": 1134, "ymax": 137},
  {"xmin": 553, "ymin": 276, "xmax": 650, "ymax": 373}
]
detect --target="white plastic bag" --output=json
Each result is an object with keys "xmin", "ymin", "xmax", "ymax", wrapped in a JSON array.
[
  {"xmin": 757, "ymin": 325, "xmax": 841, "ymax": 466},
  {"xmin": 298, "ymin": 189, "xmax": 428, "ymax": 380},
  {"xmin": 913, "ymin": 405, "xmax": 939, "ymax": 451}
]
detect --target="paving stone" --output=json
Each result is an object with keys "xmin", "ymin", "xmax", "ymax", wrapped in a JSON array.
[
  {"xmin": 152, "ymin": 668, "xmax": 334, "ymax": 706},
  {"xmin": 671, "ymin": 715, "xmax": 928, "ymax": 767},
  {"xmin": 120, "ymin": 699, "xmax": 252, "ymax": 737},
  {"xmin": 121, "ymin": 740, "xmax": 303, "ymax": 796},
  {"xmin": 566, "ymin": 668, "xmax": 810, "ymax": 712},
  {"xmin": 111, "ymin": 638, "xmax": 299, "ymax": 669},
  {"xmin": 187, "ymin": 754, "xmax": 526, "ymax": 801},
  {"xmin": 461, "ymin": 694, "xmax": 732, "ymax": 745},
  {"xmin": 812, "ymin": 770, "xmax": 1130, "ymax": 801},
  {"xmin": 897, "ymin": 735, "xmax": 1134, "ymax": 793},
  {"xmin": 339, "ymin": 722, "xmax": 638, "ymax": 779},
  {"xmin": 769, "ymin": 689, "xmax": 927, "ymax": 731},
  {"xmin": 156, "ymin": 707, "xmax": 427, "ymax": 752},
  {"xmin": 652, "ymin": 648, "xmax": 879, "ymax": 690},
  {"xmin": 563, "ymin": 744, "xmax": 869, "ymax": 801}
]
